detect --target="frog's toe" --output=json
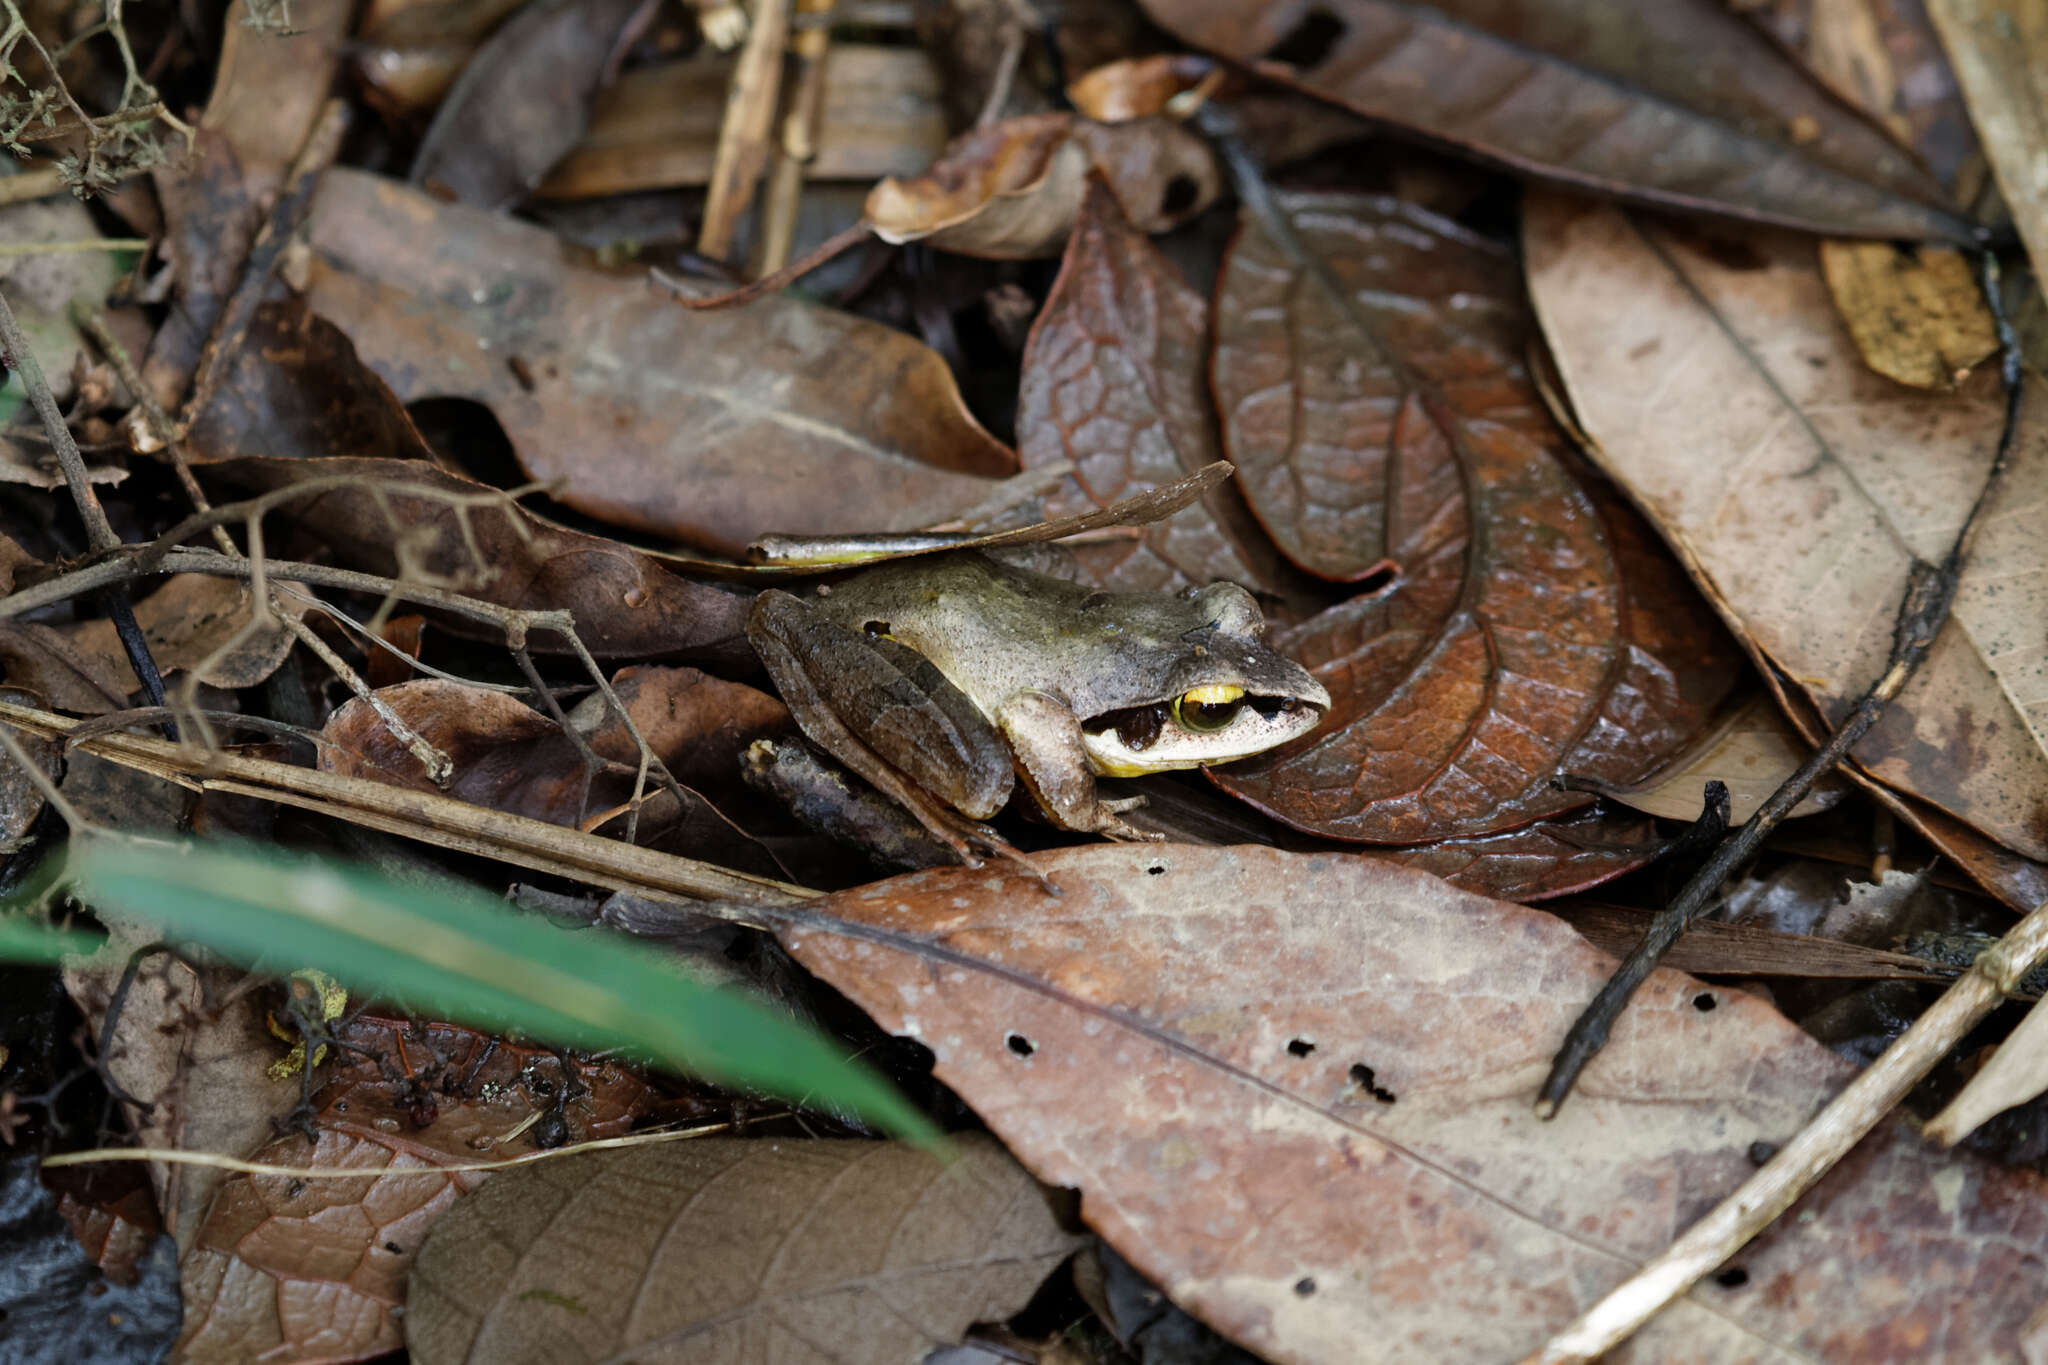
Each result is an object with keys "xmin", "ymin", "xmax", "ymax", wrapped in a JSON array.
[{"xmin": 1098, "ymin": 794, "xmax": 1149, "ymax": 815}]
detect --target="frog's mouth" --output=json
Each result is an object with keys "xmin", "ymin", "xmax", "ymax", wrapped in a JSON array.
[{"xmin": 1078, "ymin": 685, "xmax": 1328, "ymax": 778}]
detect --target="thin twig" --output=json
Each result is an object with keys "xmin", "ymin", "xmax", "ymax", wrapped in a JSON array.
[
  {"xmin": 1535, "ymin": 253, "xmax": 2025, "ymax": 1116},
  {"xmin": 1524, "ymin": 892, "xmax": 2048, "ymax": 1364}
]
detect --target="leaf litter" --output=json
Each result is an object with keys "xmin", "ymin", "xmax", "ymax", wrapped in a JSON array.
[{"xmin": 7, "ymin": 2, "xmax": 2048, "ymax": 1363}]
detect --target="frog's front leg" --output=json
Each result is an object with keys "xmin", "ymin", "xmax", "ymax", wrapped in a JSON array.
[{"xmin": 994, "ymin": 691, "xmax": 1164, "ymax": 841}]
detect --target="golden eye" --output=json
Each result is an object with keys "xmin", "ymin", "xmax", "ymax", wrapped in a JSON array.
[{"xmin": 1172, "ymin": 684, "xmax": 1246, "ymax": 733}]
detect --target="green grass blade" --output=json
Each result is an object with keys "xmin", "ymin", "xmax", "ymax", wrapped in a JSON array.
[
  {"xmin": 70, "ymin": 836, "xmax": 937, "ymax": 1144},
  {"xmin": 0, "ymin": 915, "xmax": 98, "ymax": 963}
]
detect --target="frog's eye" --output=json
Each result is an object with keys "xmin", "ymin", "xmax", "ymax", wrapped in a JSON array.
[{"xmin": 1172, "ymin": 684, "xmax": 1246, "ymax": 733}]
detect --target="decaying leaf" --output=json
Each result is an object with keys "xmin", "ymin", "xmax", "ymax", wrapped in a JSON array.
[
  {"xmin": 866, "ymin": 113, "xmax": 1222, "ymax": 258},
  {"xmin": 1819, "ymin": 239, "xmax": 1997, "ymax": 390},
  {"xmin": 176, "ymin": 1017, "xmax": 656, "ymax": 1364},
  {"xmin": 405, "ymin": 1137, "xmax": 1085, "ymax": 1365},
  {"xmin": 775, "ymin": 843, "xmax": 2048, "ymax": 1363},
  {"xmin": 1017, "ymin": 181, "xmax": 1279, "ymax": 592},
  {"xmin": 1928, "ymin": 0, "xmax": 2048, "ymax": 286},
  {"xmin": 410, "ymin": 0, "xmax": 649, "ymax": 208},
  {"xmin": 1525, "ymin": 193, "xmax": 2048, "ymax": 862},
  {"xmin": 300, "ymin": 169, "xmax": 1014, "ymax": 555},
  {"xmin": 1138, "ymin": 0, "xmax": 1972, "ymax": 241},
  {"xmin": 1208, "ymin": 192, "xmax": 1737, "ymax": 842}
]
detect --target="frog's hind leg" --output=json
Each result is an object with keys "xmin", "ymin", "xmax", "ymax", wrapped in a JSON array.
[{"xmin": 748, "ymin": 590, "xmax": 1029, "ymax": 871}]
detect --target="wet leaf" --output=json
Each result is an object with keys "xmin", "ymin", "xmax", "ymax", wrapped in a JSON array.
[
  {"xmin": 1370, "ymin": 807, "xmax": 1664, "ymax": 901},
  {"xmin": 411, "ymin": 0, "xmax": 650, "ymax": 208},
  {"xmin": 866, "ymin": 113, "xmax": 1222, "ymax": 258},
  {"xmin": 300, "ymin": 168, "xmax": 1013, "ymax": 555},
  {"xmin": 175, "ymin": 1016, "xmax": 655, "ymax": 1364},
  {"xmin": 1016, "ymin": 181, "xmax": 1282, "ymax": 592},
  {"xmin": 1138, "ymin": 0, "xmax": 1972, "ymax": 241},
  {"xmin": 1818, "ymin": 239, "xmax": 1997, "ymax": 389},
  {"xmin": 0, "ymin": 1158, "xmax": 180, "ymax": 1365},
  {"xmin": 1928, "ymin": 0, "xmax": 2048, "ymax": 286},
  {"xmin": 1525, "ymin": 194, "xmax": 2048, "ymax": 861},
  {"xmin": 406, "ymin": 1137, "xmax": 1084, "ymax": 1365},
  {"xmin": 1210, "ymin": 193, "xmax": 1738, "ymax": 841},
  {"xmin": 777, "ymin": 844, "xmax": 2048, "ymax": 1364}
]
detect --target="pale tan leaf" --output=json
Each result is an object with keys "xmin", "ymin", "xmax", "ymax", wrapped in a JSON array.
[
  {"xmin": 405, "ymin": 1137, "xmax": 1083, "ymax": 1365},
  {"xmin": 1609, "ymin": 693, "xmax": 1849, "ymax": 825},
  {"xmin": 1819, "ymin": 240, "xmax": 1998, "ymax": 390},
  {"xmin": 1524, "ymin": 193, "xmax": 2048, "ymax": 862},
  {"xmin": 1928, "ymin": 0, "xmax": 2048, "ymax": 289},
  {"xmin": 774, "ymin": 844, "xmax": 2048, "ymax": 1363},
  {"xmin": 1925, "ymin": 989, "xmax": 2048, "ymax": 1144}
]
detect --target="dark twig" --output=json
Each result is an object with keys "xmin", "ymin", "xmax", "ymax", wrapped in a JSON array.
[{"xmin": 1536, "ymin": 252, "xmax": 2025, "ymax": 1118}]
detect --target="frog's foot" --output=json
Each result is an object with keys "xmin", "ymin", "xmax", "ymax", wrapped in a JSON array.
[
  {"xmin": 1097, "ymin": 813, "xmax": 1168, "ymax": 843},
  {"xmin": 1098, "ymin": 794, "xmax": 1148, "ymax": 815}
]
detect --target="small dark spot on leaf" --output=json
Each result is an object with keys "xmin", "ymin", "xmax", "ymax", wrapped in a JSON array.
[
  {"xmin": 1287, "ymin": 1038, "xmax": 1316, "ymax": 1057},
  {"xmin": 1715, "ymin": 1267, "xmax": 1749, "ymax": 1289},
  {"xmin": 385, "ymin": 1241, "xmax": 404, "ymax": 1254},
  {"xmin": 1294, "ymin": 1276, "xmax": 1317, "ymax": 1296},
  {"xmin": 1161, "ymin": 173, "xmax": 1199, "ymax": 218},
  {"xmin": 1146, "ymin": 863, "xmax": 1166, "ymax": 876},
  {"xmin": 1349, "ymin": 1063, "xmax": 1397, "ymax": 1104},
  {"xmin": 1006, "ymin": 1032, "xmax": 1036, "ymax": 1057},
  {"xmin": 1693, "ymin": 992, "xmax": 1717, "ymax": 1012},
  {"xmin": 1264, "ymin": 7, "xmax": 1345, "ymax": 68},
  {"xmin": 1747, "ymin": 1141, "xmax": 1778, "ymax": 1165}
]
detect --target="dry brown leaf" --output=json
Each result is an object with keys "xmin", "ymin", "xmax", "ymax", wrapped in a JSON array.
[
  {"xmin": 1819, "ymin": 239, "xmax": 1997, "ymax": 389},
  {"xmin": 176, "ymin": 1017, "xmax": 655, "ymax": 1365},
  {"xmin": 1139, "ymin": 0, "xmax": 1971, "ymax": 241},
  {"xmin": 1928, "ymin": 0, "xmax": 2048, "ymax": 286},
  {"xmin": 298, "ymin": 169, "xmax": 1014, "ymax": 555},
  {"xmin": 866, "ymin": 113, "xmax": 1222, "ymax": 259},
  {"xmin": 0, "ymin": 574, "xmax": 303, "ymax": 715},
  {"xmin": 1608, "ymin": 693, "xmax": 1849, "ymax": 825},
  {"xmin": 409, "ymin": 0, "xmax": 648, "ymax": 208},
  {"xmin": 1525, "ymin": 193, "xmax": 2048, "ymax": 862},
  {"xmin": 1926, "ymin": 990, "xmax": 2048, "ymax": 1143},
  {"xmin": 1065, "ymin": 54, "xmax": 1215, "ymax": 120},
  {"xmin": 776, "ymin": 844, "xmax": 2048, "ymax": 1363},
  {"xmin": 405, "ymin": 1137, "xmax": 1085, "ymax": 1365}
]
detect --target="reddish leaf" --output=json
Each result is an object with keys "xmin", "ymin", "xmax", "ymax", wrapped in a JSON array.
[
  {"xmin": 1016, "ymin": 180, "xmax": 1287, "ymax": 592},
  {"xmin": 1137, "ymin": 0, "xmax": 1972, "ymax": 240},
  {"xmin": 778, "ymin": 844, "xmax": 2048, "ymax": 1363},
  {"xmin": 300, "ymin": 169, "xmax": 1014, "ymax": 556},
  {"xmin": 1211, "ymin": 193, "xmax": 1737, "ymax": 841},
  {"xmin": 1373, "ymin": 805, "xmax": 1663, "ymax": 901}
]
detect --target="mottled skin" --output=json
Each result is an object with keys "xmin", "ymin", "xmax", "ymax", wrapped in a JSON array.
[{"xmin": 748, "ymin": 552, "xmax": 1329, "ymax": 841}]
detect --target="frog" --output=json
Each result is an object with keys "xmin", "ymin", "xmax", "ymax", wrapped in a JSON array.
[{"xmin": 746, "ymin": 551, "xmax": 1330, "ymax": 857}]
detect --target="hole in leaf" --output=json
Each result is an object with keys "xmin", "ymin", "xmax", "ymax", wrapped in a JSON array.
[
  {"xmin": 1006, "ymin": 1032, "xmax": 1036, "ymax": 1057},
  {"xmin": 1693, "ymin": 992, "xmax": 1718, "ymax": 1012},
  {"xmin": 1715, "ymin": 1267, "xmax": 1749, "ymax": 1289},
  {"xmin": 1146, "ymin": 863, "xmax": 1166, "ymax": 876},
  {"xmin": 1294, "ymin": 1277, "xmax": 1317, "ymax": 1297},
  {"xmin": 1263, "ymin": 7, "xmax": 1345, "ymax": 68},
  {"xmin": 1746, "ymin": 1141, "xmax": 1778, "ymax": 1166},
  {"xmin": 1161, "ymin": 173, "xmax": 1199, "ymax": 218},
  {"xmin": 1349, "ymin": 1063, "xmax": 1397, "ymax": 1104},
  {"xmin": 1287, "ymin": 1038, "xmax": 1316, "ymax": 1058}
]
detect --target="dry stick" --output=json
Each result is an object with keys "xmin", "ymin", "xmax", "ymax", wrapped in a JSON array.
[
  {"xmin": 1535, "ymin": 258, "xmax": 2025, "ymax": 1117},
  {"xmin": 0, "ymin": 285, "xmax": 171, "ymax": 720},
  {"xmin": 697, "ymin": 0, "xmax": 790, "ymax": 260},
  {"xmin": 0, "ymin": 697, "xmax": 807, "ymax": 907},
  {"xmin": 1525, "ymin": 890, "xmax": 2048, "ymax": 1365},
  {"xmin": 755, "ymin": 0, "xmax": 834, "ymax": 275}
]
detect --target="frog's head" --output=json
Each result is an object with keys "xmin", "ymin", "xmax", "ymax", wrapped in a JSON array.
[{"xmin": 1076, "ymin": 580, "xmax": 1330, "ymax": 778}]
